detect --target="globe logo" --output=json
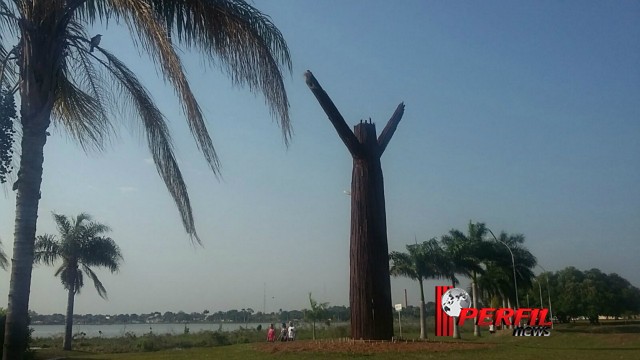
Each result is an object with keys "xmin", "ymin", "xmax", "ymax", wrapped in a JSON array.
[{"xmin": 441, "ymin": 288, "xmax": 472, "ymax": 317}]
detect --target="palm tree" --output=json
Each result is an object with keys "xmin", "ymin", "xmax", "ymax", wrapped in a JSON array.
[
  {"xmin": 476, "ymin": 231, "xmax": 537, "ymax": 330},
  {"xmin": 34, "ymin": 213, "xmax": 123, "ymax": 351},
  {"xmin": 477, "ymin": 261, "xmax": 511, "ymax": 308},
  {"xmin": 390, "ymin": 238, "xmax": 446, "ymax": 340},
  {"xmin": 0, "ymin": 2, "xmax": 291, "ymax": 357},
  {"xmin": 441, "ymin": 222, "xmax": 489, "ymax": 338},
  {"xmin": 486, "ymin": 232, "xmax": 537, "ymax": 308}
]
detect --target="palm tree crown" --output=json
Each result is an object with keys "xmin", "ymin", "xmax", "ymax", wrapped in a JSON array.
[
  {"xmin": 440, "ymin": 226, "xmax": 486, "ymax": 284},
  {"xmin": 482, "ymin": 231, "xmax": 537, "ymax": 301},
  {"xmin": 390, "ymin": 238, "xmax": 446, "ymax": 282},
  {"xmin": 0, "ymin": 0, "xmax": 292, "ymax": 242},
  {"xmin": 34, "ymin": 213, "xmax": 123, "ymax": 297}
]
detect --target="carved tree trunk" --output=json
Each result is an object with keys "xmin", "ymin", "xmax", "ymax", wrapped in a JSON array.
[{"xmin": 305, "ymin": 71, "xmax": 404, "ymax": 340}]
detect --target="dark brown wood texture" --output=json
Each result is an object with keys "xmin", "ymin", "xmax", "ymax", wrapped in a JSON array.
[{"xmin": 305, "ymin": 71, "xmax": 404, "ymax": 340}]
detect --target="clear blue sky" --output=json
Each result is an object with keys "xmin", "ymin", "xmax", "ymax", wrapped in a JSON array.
[{"xmin": 1, "ymin": 0, "xmax": 639, "ymax": 315}]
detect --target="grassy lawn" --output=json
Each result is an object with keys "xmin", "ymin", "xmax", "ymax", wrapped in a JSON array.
[{"xmin": 33, "ymin": 325, "xmax": 640, "ymax": 360}]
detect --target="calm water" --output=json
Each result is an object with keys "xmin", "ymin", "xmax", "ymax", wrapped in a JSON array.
[{"xmin": 31, "ymin": 322, "xmax": 269, "ymax": 338}]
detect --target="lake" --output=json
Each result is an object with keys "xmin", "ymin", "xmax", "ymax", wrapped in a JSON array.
[{"xmin": 31, "ymin": 322, "xmax": 270, "ymax": 338}]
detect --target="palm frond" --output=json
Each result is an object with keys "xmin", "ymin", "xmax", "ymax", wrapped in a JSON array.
[
  {"xmin": 78, "ymin": 0, "xmax": 292, "ymax": 145},
  {"xmin": 34, "ymin": 234, "xmax": 62, "ymax": 266},
  {"xmin": 80, "ymin": 218, "xmax": 111, "ymax": 238},
  {"xmin": 57, "ymin": 264, "xmax": 81, "ymax": 292},
  {"xmin": 52, "ymin": 73, "xmax": 112, "ymax": 151},
  {"xmin": 0, "ymin": 1, "xmax": 18, "ymax": 36},
  {"xmin": 80, "ymin": 236, "xmax": 122, "ymax": 272},
  {"xmin": 0, "ymin": 40, "xmax": 19, "ymax": 88},
  {"xmin": 75, "ymin": 213, "xmax": 93, "ymax": 226},
  {"xmin": 49, "ymin": 20, "xmax": 114, "ymax": 152},
  {"xmin": 0, "ymin": 240, "xmax": 8, "ymax": 269},
  {"xmin": 75, "ymin": 267, "xmax": 84, "ymax": 294},
  {"xmin": 82, "ymin": 264, "xmax": 108, "ymax": 299},
  {"xmin": 92, "ymin": 48, "xmax": 201, "ymax": 243},
  {"xmin": 52, "ymin": 213, "xmax": 73, "ymax": 237},
  {"xmin": 441, "ymin": 231, "xmax": 484, "ymax": 278},
  {"xmin": 146, "ymin": 0, "xmax": 292, "ymax": 143},
  {"xmin": 389, "ymin": 251, "xmax": 418, "ymax": 280},
  {"xmin": 103, "ymin": 0, "xmax": 222, "ymax": 174}
]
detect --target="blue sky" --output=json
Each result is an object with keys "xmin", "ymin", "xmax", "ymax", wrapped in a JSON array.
[{"xmin": 1, "ymin": 0, "xmax": 639, "ymax": 315}]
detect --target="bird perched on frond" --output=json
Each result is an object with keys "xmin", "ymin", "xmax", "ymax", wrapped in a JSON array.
[{"xmin": 89, "ymin": 34, "xmax": 102, "ymax": 52}]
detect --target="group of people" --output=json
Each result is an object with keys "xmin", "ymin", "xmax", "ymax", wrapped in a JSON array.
[{"xmin": 266, "ymin": 321, "xmax": 295, "ymax": 342}]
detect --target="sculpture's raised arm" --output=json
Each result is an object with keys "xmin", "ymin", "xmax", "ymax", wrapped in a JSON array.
[
  {"xmin": 305, "ymin": 70, "xmax": 364, "ymax": 158},
  {"xmin": 377, "ymin": 103, "xmax": 405, "ymax": 155}
]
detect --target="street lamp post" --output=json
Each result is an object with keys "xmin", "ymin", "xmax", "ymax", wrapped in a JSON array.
[
  {"xmin": 537, "ymin": 265, "xmax": 554, "ymax": 329},
  {"xmin": 534, "ymin": 278, "xmax": 543, "ymax": 308},
  {"xmin": 487, "ymin": 229, "xmax": 519, "ymax": 309}
]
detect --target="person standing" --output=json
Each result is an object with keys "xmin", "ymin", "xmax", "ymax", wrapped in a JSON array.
[
  {"xmin": 267, "ymin": 323, "xmax": 276, "ymax": 342},
  {"xmin": 287, "ymin": 321, "xmax": 296, "ymax": 341},
  {"xmin": 278, "ymin": 322, "xmax": 288, "ymax": 341}
]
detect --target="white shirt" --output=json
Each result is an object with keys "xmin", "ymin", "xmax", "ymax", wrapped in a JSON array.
[{"xmin": 287, "ymin": 325, "xmax": 296, "ymax": 340}]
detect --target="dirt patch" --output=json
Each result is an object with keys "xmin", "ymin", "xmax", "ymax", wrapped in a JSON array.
[{"xmin": 256, "ymin": 339, "xmax": 494, "ymax": 355}]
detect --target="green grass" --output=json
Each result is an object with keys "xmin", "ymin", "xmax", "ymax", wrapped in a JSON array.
[{"xmin": 32, "ymin": 323, "xmax": 640, "ymax": 360}]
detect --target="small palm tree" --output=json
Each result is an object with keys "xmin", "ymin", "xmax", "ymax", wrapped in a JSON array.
[
  {"xmin": 34, "ymin": 213, "xmax": 123, "ymax": 351},
  {"xmin": 306, "ymin": 292, "xmax": 329, "ymax": 340},
  {"xmin": 390, "ymin": 238, "xmax": 446, "ymax": 340}
]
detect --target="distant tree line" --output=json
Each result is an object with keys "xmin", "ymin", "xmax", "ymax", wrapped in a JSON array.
[
  {"xmin": 28, "ymin": 306, "xmax": 353, "ymax": 326},
  {"xmin": 531, "ymin": 267, "xmax": 640, "ymax": 324}
]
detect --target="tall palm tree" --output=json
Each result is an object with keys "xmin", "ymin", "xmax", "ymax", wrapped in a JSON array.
[
  {"xmin": 34, "ymin": 213, "xmax": 122, "ymax": 351},
  {"xmin": 0, "ymin": 2, "xmax": 290, "ymax": 358},
  {"xmin": 441, "ymin": 222, "xmax": 489, "ymax": 338},
  {"xmin": 390, "ymin": 238, "xmax": 446, "ymax": 340}
]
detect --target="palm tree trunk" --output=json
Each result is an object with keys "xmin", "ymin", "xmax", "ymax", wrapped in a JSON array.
[
  {"xmin": 500, "ymin": 294, "xmax": 506, "ymax": 330},
  {"xmin": 472, "ymin": 271, "xmax": 481, "ymax": 337},
  {"xmin": 3, "ymin": 124, "xmax": 50, "ymax": 360},
  {"xmin": 3, "ymin": 23, "xmax": 58, "ymax": 360},
  {"xmin": 418, "ymin": 279, "xmax": 426, "ymax": 340},
  {"xmin": 451, "ymin": 278, "xmax": 460, "ymax": 339},
  {"xmin": 507, "ymin": 298, "xmax": 513, "ymax": 329},
  {"xmin": 63, "ymin": 287, "xmax": 76, "ymax": 350}
]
